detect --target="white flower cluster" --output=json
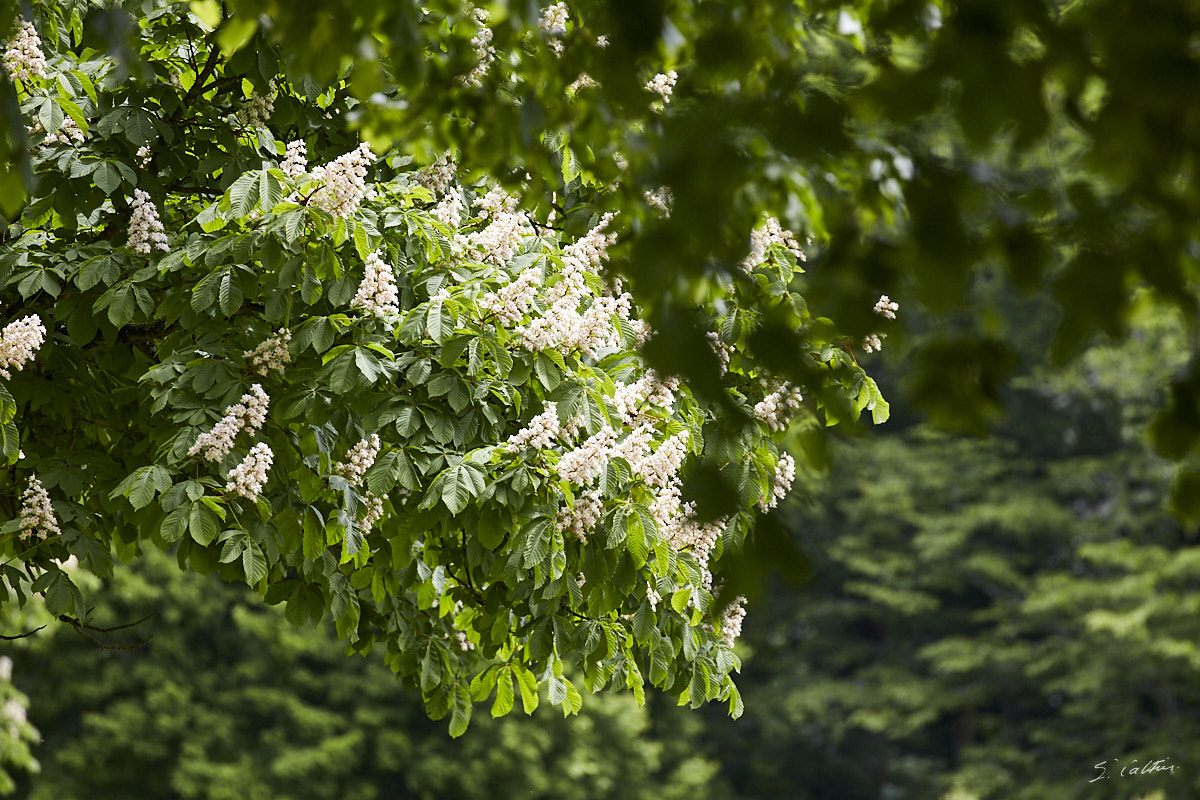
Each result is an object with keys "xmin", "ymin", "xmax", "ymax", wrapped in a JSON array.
[
  {"xmin": 243, "ymin": 328, "xmax": 292, "ymax": 375},
  {"xmin": 0, "ymin": 314, "xmax": 46, "ymax": 379},
  {"xmin": 753, "ymin": 383, "xmax": 804, "ymax": 432},
  {"xmin": 360, "ymin": 491, "xmax": 385, "ymax": 529},
  {"xmin": 759, "ymin": 452, "xmax": 796, "ymax": 510},
  {"xmin": 740, "ymin": 216, "xmax": 805, "ymax": 271},
  {"xmin": 557, "ymin": 425, "xmax": 618, "ymax": 486},
  {"xmin": 505, "ymin": 403, "xmax": 562, "ymax": 452},
  {"xmin": 873, "ymin": 294, "xmax": 899, "ymax": 319},
  {"xmin": 225, "ymin": 442, "xmax": 273, "ymax": 501},
  {"xmin": 644, "ymin": 186, "xmax": 673, "ymax": 216},
  {"xmin": 4, "ymin": 19, "xmax": 45, "ymax": 84},
  {"xmin": 189, "ymin": 383, "xmax": 270, "ymax": 462},
  {"xmin": 516, "ymin": 214, "xmax": 632, "ymax": 357},
  {"xmin": 645, "ymin": 70, "xmax": 678, "ymax": 104},
  {"xmin": 467, "ymin": 187, "xmax": 531, "ymax": 265},
  {"xmin": 718, "ymin": 595, "xmax": 748, "ymax": 646},
  {"xmin": 460, "ymin": 8, "xmax": 496, "ymax": 87},
  {"xmin": 136, "ymin": 145, "xmax": 152, "ymax": 167},
  {"xmin": 351, "ymin": 249, "xmax": 400, "ymax": 316},
  {"xmin": 432, "ymin": 189, "xmax": 464, "ymax": 229},
  {"xmin": 567, "ymin": 73, "xmax": 597, "ymax": 94},
  {"xmin": 281, "ymin": 139, "xmax": 307, "ymax": 179},
  {"xmin": 558, "ymin": 486, "xmax": 604, "ymax": 541},
  {"xmin": 707, "ymin": 331, "xmax": 732, "ymax": 374},
  {"xmin": 479, "ymin": 266, "xmax": 543, "ymax": 325},
  {"xmin": 454, "ymin": 629, "xmax": 475, "ymax": 651},
  {"xmin": 646, "ymin": 585, "xmax": 662, "ymax": 611},
  {"xmin": 862, "ymin": 333, "xmax": 885, "ymax": 354},
  {"xmin": 236, "ymin": 91, "xmax": 274, "ymax": 129},
  {"xmin": 413, "ymin": 152, "xmax": 456, "ymax": 197},
  {"xmin": 308, "ymin": 142, "xmax": 373, "ymax": 219},
  {"xmin": 18, "ymin": 475, "xmax": 60, "ymax": 541},
  {"xmin": 668, "ymin": 509, "xmax": 723, "ymax": 595},
  {"xmin": 127, "ymin": 189, "xmax": 169, "ymax": 254},
  {"xmin": 333, "ymin": 434, "xmax": 381, "ymax": 485},
  {"xmin": 540, "ymin": 3, "xmax": 569, "ymax": 35},
  {"xmin": 38, "ymin": 116, "xmax": 85, "ymax": 147}
]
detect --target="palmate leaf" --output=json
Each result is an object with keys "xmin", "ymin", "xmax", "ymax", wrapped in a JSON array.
[{"xmin": 439, "ymin": 461, "xmax": 486, "ymax": 515}]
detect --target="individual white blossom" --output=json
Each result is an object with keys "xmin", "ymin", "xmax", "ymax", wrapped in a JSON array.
[
  {"xmin": 308, "ymin": 142, "xmax": 373, "ymax": 219},
  {"xmin": 134, "ymin": 144, "xmax": 151, "ymax": 166},
  {"xmin": 718, "ymin": 595, "xmax": 748, "ymax": 646},
  {"xmin": 236, "ymin": 90, "xmax": 274, "ymax": 129},
  {"xmin": 243, "ymin": 328, "xmax": 292, "ymax": 375},
  {"xmin": 740, "ymin": 215, "xmax": 805, "ymax": 271},
  {"xmin": 225, "ymin": 442, "xmax": 273, "ymax": 501},
  {"xmin": 127, "ymin": 189, "xmax": 169, "ymax": 253},
  {"xmin": 454, "ymin": 629, "xmax": 475, "ymax": 651},
  {"xmin": 3, "ymin": 19, "xmax": 45, "ymax": 84},
  {"xmin": 280, "ymin": 139, "xmax": 307, "ymax": 179},
  {"xmin": 645, "ymin": 70, "xmax": 678, "ymax": 104},
  {"xmin": 18, "ymin": 475, "xmax": 59, "ymax": 541},
  {"xmin": 759, "ymin": 452, "xmax": 796, "ymax": 510},
  {"xmin": 333, "ymin": 434, "xmax": 381, "ymax": 485},
  {"xmin": 189, "ymin": 384, "xmax": 270, "ymax": 462},
  {"xmin": 595, "ymin": 35, "xmax": 610, "ymax": 48},
  {"xmin": 646, "ymin": 585, "xmax": 662, "ymax": 611},
  {"xmin": 0, "ymin": 314, "xmax": 46, "ymax": 379},
  {"xmin": 351, "ymin": 249, "xmax": 400, "ymax": 316},
  {"xmin": 862, "ymin": 333, "xmax": 885, "ymax": 354},
  {"xmin": 460, "ymin": 7, "xmax": 496, "ymax": 87},
  {"xmin": 873, "ymin": 294, "xmax": 899, "ymax": 319}
]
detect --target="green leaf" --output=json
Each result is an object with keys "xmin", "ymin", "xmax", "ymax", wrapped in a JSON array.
[
  {"xmin": 189, "ymin": 501, "xmax": 220, "ymax": 545},
  {"xmin": 448, "ymin": 682, "xmax": 472, "ymax": 738},
  {"xmin": 160, "ymin": 506, "xmax": 189, "ymax": 543},
  {"xmin": 115, "ymin": 465, "xmax": 172, "ymax": 510},
  {"xmin": 513, "ymin": 664, "xmax": 540, "ymax": 714},
  {"xmin": 491, "ymin": 667, "xmax": 515, "ymax": 718},
  {"xmin": 218, "ymin": 270, "xmax": 243, "ymax": 315},
  {"xmin": 440, "ymin": 461, "xmax": 485, "ymax": 515},
  {"xmin": 242, "ymin": 541, "xmax": 267, "ymax": 585},
  {"xmin": 522, "ymin": 516, "xmax": 553, "ymax": 568},
  {"xmin": 94, "ymin": 162, "xmax": 122, "ymax": 195}
]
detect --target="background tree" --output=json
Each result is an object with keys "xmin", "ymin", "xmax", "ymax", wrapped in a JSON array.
[{"xmin": 10, "ymin": 548, "xmax": 732, "ymax": 800}]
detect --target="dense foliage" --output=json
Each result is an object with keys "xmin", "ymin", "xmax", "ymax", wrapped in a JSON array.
[{"xmin": 0, "ymin": 0, "xmax": 891, "ymax": 735}]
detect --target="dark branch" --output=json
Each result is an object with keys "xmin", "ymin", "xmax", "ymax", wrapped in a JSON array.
[{"xmin": 0, "ymin": 625, "xmax": 46, "ymax": 640}]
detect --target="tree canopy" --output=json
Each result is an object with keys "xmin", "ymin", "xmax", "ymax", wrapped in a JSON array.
[{"xmin": 0, "ymin": 0, "xmax": 900, "ymax": 734}]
